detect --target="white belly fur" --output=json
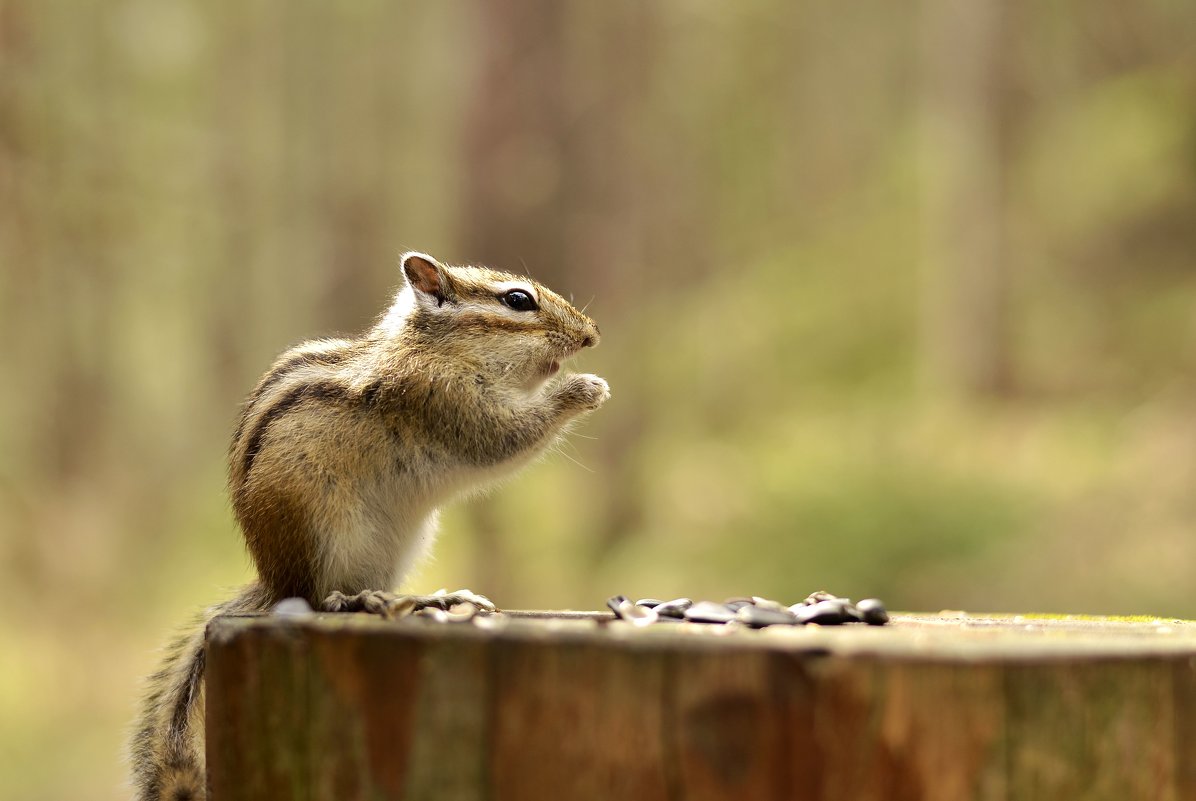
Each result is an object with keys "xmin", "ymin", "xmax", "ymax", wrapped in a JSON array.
[{"xmin": 309, "ymin": 436, "xmax": 552, "ymax": 600}]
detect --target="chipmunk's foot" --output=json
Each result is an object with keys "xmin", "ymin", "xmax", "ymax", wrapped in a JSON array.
[
  {"xmin": 321, "ymin": 588, "xmax": 496, "ymax": 619},
  {"xmin": 321, "ymin": 590, "xmax": 416, "ymax": 619},
  {"xmin": 408, "ymin": 588, "xmax": 497, "ymax": 613}
]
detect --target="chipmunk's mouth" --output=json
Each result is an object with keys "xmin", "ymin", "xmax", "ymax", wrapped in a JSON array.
[
  {"xmin": 526, "ymin": 359, "xmax": 559, "ymax": 384},
  {"xmin": 522, "ymin": 359, "xmax": 561, "ymax": 392}
]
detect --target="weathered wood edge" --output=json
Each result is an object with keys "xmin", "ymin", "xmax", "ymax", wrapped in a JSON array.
[{"xmin": 207, "ymin": 612, "xmax": 1196, "ymax": 664}]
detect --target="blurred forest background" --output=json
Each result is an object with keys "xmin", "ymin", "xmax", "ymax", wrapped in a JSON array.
[{"xmin": 2, "ymin": 1, "xmax": 1196, "ymax": 798}]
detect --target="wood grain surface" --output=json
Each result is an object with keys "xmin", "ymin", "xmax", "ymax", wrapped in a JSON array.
[{"xmin": 206, "ymin": 613, "xmax": 1196, "ymax": 801}]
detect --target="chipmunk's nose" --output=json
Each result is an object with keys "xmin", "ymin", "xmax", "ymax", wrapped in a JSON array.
[{"xmin": 580, "ymin": 321, "xmax": 600, "ymax": 349}]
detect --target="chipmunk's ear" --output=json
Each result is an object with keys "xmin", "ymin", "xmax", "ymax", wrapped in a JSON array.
[{"xmin": 401, "ymin": 252, "xmax": 451, "ymax": 306}]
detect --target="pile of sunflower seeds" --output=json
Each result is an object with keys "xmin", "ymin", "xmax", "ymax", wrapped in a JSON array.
[{"xmin": 605, "ymin": 591, "xmax": 889, "ymax": 629}]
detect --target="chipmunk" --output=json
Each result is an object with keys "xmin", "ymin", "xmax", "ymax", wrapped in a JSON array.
[{"xmin": 130, "ymin": 252, "xmax": 608, "ymax": 801}]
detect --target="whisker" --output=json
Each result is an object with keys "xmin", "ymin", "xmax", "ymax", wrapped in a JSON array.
[{"xmin": 553, "ymin": 444, "xmax": 595, "ymax": 473}]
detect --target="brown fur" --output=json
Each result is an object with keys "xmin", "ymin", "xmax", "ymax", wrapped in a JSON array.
[{"xmin": 130, "ymin": 253, "xmax": 607, "ymax": 800}]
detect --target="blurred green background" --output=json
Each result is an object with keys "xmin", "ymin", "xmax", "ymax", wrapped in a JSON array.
[{"xmin": 2, "ymin": 1, "xmax": 1196, "ymax": 798}]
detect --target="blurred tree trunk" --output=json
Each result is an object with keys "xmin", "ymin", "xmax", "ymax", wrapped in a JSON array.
[
  {"xmin": 459, "ymin": 0, "xmax": 570, "ymax": 600},
  {"xmin": 919, "ymin": 0, "xmax": 1013, "ymax": 398},
  {"xmin": 458, "ymin": 3, "xmax": 663, "ymax": 597},
  {"xmin": 556, "ymin": 4, "xmax": 659, "ymax": 566},
  {"xmin": 460, "ymin": 1, "xmax": 568, "ymax": 270}
]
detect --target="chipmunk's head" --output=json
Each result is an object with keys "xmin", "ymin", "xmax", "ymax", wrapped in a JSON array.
[{"xmin": 385, "ymin": 252, "xmax": 600, "ymax": 390}]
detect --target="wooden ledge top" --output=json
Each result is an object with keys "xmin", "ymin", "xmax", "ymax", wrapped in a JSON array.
[{"xmin": 208, "ymin": 610, "xmax": 1196, "ymax": 663}]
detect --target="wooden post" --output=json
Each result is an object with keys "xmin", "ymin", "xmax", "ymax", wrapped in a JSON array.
[{"xmin": 207, "ymin": 613, "xmax": 1196, "ymax": 800}]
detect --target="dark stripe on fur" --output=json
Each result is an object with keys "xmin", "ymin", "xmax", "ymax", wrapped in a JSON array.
[
  {"xmin": 232, "ymin": 347, "xmax": 355, "ymax": 444},
  {"xmin": 257, "ymin": 347, "xmax": 353, "ymax": 399},
  {"xmin": 240, "ymin": 381, "xmax": 356, "ymax": 483},
  {"xmin": 453, "ymin": 313, "xmax": 542, "ymax": 335},
  {"xmin": 168, "ymin": 646, "xmax": 205, "ymax": 746},
  {"xmin": 360, "ymin": 378, "xmax": 384, "ymax": 407}
]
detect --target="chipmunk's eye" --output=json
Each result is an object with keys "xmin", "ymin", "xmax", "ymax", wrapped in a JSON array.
[{"xmin": 501, "ymin": 289, "xmax": 538, "ymax": 312}]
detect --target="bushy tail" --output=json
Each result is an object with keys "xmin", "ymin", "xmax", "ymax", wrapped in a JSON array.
[{"xmin": 130, "ymin": 583, "xmax": 270, "ymax": 801}]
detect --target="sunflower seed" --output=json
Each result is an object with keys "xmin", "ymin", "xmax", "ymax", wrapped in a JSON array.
[
  {"xmin": 856, "ymin": 598, "xmax": 890, "ymax": 626},
  {"xmin": 684, "ymin": 601, "xmax": 737, "ymax": 624}
]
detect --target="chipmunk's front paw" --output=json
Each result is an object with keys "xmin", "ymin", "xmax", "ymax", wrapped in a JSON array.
[{"xmin": 558, "ymin": 373, "xmax": 610, "ymax": 411}]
